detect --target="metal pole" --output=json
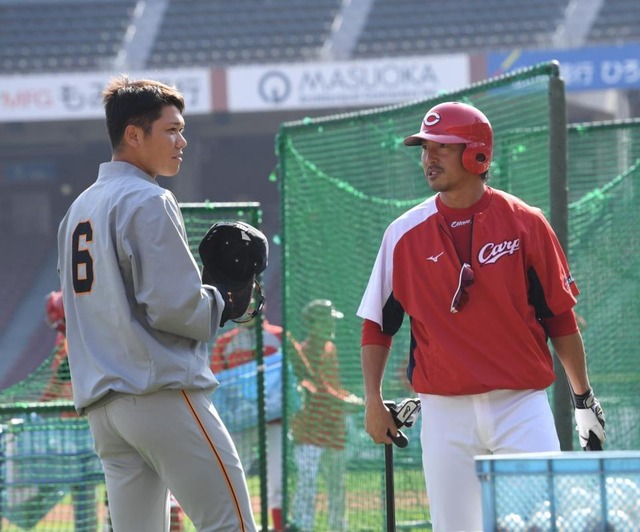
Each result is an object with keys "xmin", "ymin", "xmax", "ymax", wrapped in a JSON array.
[
  {"xmin": 548, "ymin": 62, "xmax": 573, "ymax": 451},
  {"xmin": 252, "ymin": 207, "xmax": 269, "ymax": 532}
]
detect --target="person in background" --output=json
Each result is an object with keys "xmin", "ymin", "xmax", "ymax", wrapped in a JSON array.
[
  {"xmin": 42, "ymin": 290, "xmax": 98, "ymax": 531},
  {"xmin": 42, "ymin": 290, "xmax": 72, "ymax": 402},
  {"xmin": 357, "ymin": 101, "xmax": 606, "ymax": 531},
  {"xmin": 211, "ymin": 314, "xmax": 285, "ymax": 532},
  {"xmin": 288, "ymin": 299, "xmax": 361, "ymax": 532}
]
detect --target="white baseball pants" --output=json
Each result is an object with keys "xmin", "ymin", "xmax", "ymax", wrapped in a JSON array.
[
  {"xmin": 266, "ymin": 422, "xmax": 283, "ymax": 509},
  {"xmin": 419, "ymin": 389, "xmax": 560, "ymax": 531},
  {"xmin": 292, "ymin": 444, "xmax": 347, "ymax": 531}
]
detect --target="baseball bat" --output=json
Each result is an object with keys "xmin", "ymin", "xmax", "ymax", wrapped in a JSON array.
[
  {"xmin": 382, "ymin": 398, "xmax": 421, "ymax": 532},
  {"xmin": 586, "ymin": 430, "xmax": 603, "ymax": 451},
  {"xmin": 387, "ymin": 429, "xmax": 408, "ymax": 448},
  {"xmin": 384, "ymin": 442, "xmax": 396, "ymax": 532}
]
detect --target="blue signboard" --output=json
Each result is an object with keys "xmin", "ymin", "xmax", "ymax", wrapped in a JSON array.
[
  {"xmin": 487, "ymin": 44, "xmax": 640, "ymax": 91},
  {"xmin": 0, "ymin": 160, "xmax": 57, "ymax": 184}
]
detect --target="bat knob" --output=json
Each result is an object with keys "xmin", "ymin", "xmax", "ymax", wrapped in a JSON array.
[
  {"xmin": 586, "ymin": 430, "xmax": 603, "ymax": 451},
  {"xmin": 388, "ymin": 428, "xmax": 408, "ymax": 448}
]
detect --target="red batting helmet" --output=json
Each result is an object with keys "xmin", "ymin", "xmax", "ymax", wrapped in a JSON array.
[
  {"xmin": 45, "ymin": 290, "xmax": 65, "ymax": 333},
  {"xmin": 403, "ymin": 101, "xmax": 493, "ymax": 174}
]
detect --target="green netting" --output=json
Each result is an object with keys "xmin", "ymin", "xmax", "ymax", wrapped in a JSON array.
[
  {"xmin": 181, "ymin": 202, "xmax": 272, "ymax": 530},
  {"xmin": 180, "ymin": 203, "xmax": 268, "ymax": 527},
  {"xmin": 567, "ymin": 120, "xmax": 640, "ymax": 451},
  {"xmin": 0, "ymin": 344, "xmax": 106, "ymax": 530},
  {"xmin": 276, "ymin": 63, "xmax": 568, "ymax": 531},
  {"xmin": 0, "ymin": 202, "xmax": 270, "ymax": 531}
]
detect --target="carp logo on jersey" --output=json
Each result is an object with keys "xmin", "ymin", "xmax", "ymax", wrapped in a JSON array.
[{"xmin": 478, "ymin": 238, "xmax": 520, "ymax": 265}]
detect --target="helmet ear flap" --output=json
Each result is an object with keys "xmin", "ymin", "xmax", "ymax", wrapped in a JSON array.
[{"xmin": 462, "ymin": 142, "xmax": 491, "ymax": 174}]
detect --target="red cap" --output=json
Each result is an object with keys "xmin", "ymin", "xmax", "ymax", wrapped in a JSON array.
[{"xmin": 45, "ymin": 290, "xmax": 65, "ymax": 333}]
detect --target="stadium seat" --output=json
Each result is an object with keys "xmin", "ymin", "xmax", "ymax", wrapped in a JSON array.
[
  {"xmin": 353, "ymin": 0, "xmax": 570, "ymax": 58},
  {"xmin": 587, "ymin": 0, "xmax": 640, "ymax": 44},
  {"xmin": 2, "ymin": 0, "xmax": 637, "ymax": 74},
  {"xmin": 146, "ymin": 0, "xmax": 342, "ymax": 68},
  {"xmin": 0, "ymin": 0, "xmax": 136, "ymax": 74}
]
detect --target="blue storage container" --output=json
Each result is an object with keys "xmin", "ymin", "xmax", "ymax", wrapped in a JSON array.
[
  {"xmin": 475, "ymin": 451, "xmax": 640, "ymax": 531},
  {"xmin": 0, "ymin": 415, "xmax": 104, "ymax": 528},
  {"xmin": 211, "ymin": 350, "xmax": 300, "ymax": 432}
]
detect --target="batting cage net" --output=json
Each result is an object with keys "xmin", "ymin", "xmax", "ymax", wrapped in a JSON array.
[
  {"xmin": 276, "ymin": 62, "xmax": 640, "ymax": 530},
  {"xmin": 0, "ymin": 202, "xmax": 270, "ymax": 531},
  {"xmin": 566, "ymin": 119, "xmax": 640, "ymax": 452}
]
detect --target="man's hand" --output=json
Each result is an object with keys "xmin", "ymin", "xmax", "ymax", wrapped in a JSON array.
[
  {"xmin": 364, "ymin": 397, "xmax": 397, "ymax": 446},
  {"xmin": 343, "ymin": 392, "xmax": 365, "ymax": 406},
  {"xmin": 573, "ymin": 389, "xmax": 606, "ymax": 450}
]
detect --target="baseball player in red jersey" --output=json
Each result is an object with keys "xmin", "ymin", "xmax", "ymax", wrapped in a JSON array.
[
  {"xmin": 57, "ymin": 76, "xmax": 256, "ymax": 531},
  {"xmin": 211, "ymin": 317, "xmax": 285, "ymax": 532},
  {"xmin": 358, "ymin": 102, "xmax": 606, "ymax": 531},
  {"xmin": 211, "ymin": 319, "xmax": 282, "ymax": 372},
  {"xmin": 289, "ymin": 299, "xmax": 361, "ymax": 532},
  {"xmin": 42, "ymin": 290, "xmax": 72, "ymax": 402}
]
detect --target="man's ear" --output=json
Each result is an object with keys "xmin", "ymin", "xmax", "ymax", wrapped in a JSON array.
[{"xmin": 123, "ymin": 124, "xmax": 141, "ymax": 148}]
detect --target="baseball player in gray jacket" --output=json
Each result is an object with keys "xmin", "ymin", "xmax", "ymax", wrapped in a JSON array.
[{"xmin": 57, "ymin": 75, "xmax": 257, "ymax": 531}]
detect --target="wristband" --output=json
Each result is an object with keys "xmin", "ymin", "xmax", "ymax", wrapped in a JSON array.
[{"xmin": 573, "ymin": 388, "xmax": 593, "ymax": 409}]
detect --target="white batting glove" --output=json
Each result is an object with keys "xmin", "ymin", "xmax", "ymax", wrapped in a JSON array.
[
  {"xmin": 573, "ymin": 389, "xmax": 606, "ymax": 450},
  {"xmin": 391, "ymin": 397, "xmax": 421, "ymax": 428}
]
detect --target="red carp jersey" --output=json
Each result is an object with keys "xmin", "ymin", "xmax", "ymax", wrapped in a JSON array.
[
  {"xmin": 358, "ymin": 187, "xmax": 579, "ymax": 396},
  {"xmin": 289, "ymin": 337, "xmax": 348, "ymax": 449}
]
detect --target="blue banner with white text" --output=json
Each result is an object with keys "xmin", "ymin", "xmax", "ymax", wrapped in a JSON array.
[{"xmin": 487, "ymin": 44, "xmax": 640, "ymax": 91}]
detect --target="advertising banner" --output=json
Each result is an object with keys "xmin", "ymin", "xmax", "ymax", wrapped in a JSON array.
[
  {"xmin": 227, "ymin": 54, "xmax": 470, "ymax": 111},
  {"xmin": 0, "ymin": 69, "xmax": 212, "ymax": 122},
  {"xmin": 487, "ymin": 44, "xmax": 640, "ymax": 92}
]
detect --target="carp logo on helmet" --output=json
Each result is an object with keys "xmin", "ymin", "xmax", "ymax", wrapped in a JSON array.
[{"xmin": 423, "ymin": 111, "xmax": 441, "ymax": 127}]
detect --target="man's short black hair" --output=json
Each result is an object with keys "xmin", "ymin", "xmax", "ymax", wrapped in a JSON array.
[{"xmin": 102, "ymin": 75, "xmax": 185, "ymax": 151}]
